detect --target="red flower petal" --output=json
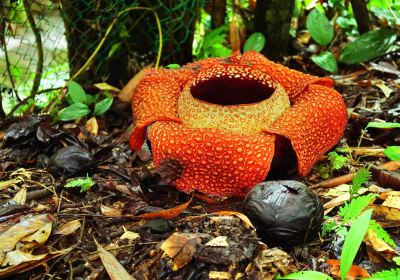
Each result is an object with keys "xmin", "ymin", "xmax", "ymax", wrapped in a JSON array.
[
  {"xmin": 241, "ymin": 51, "xmax": 333, "ymax": 100},
  {"xmin": 148, "ymin": 122, "xmax": 276, "ymax": 197},
  {"xmin": 265, "ymin": 84, "xmax": 348, "ymax": 176}
]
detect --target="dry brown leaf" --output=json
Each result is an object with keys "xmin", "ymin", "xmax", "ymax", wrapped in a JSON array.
[
  {"xmin": 0, "ymin": 178, "xmax": 23, "ymax": 191},
  {"xmin": 120, "ymin": 231, "xmax": 140, "ymax": 241},
  {"xmin": 12, "ymin": 187, "xmax": 26, "ymax": 205},
  {"xmin": 138, "ymin": 194, "xmax": 193, "ymax": 220},
  {"xmin": 323, "ymin": 187, "xmax": 369, "ymax": 214},
  {"xmin": 205, "ymin": 236, "xmax": 229, "ymax": 247},
  {"xmin": 85, "ymin": 117, "xmax": 99, "ymax": 136},
  {"xmin": 370, "ymin": 205, "xmax": 400, "ymax": 227},
  {"xmin": 160, "ymin": 232, "xmax": 201, "ymax": 271},
  {"xmin": 101, "ymin": 204, "xmax": 122, "ymax": 217},
  {"xmin": 95, "ymin": 240, "xmax": 135, "ymax": 280},
  {"xmin": 55, "ymin": 219, "xmax": 81, "ymax": 236},
  {"xmin": 216, "ymin": 211, "xmax": 255, "ymax": 229},
  {"xmin": 0, "ymin": 249, "xmax": 70, "ymax": 278},
  {"xmin": 381, "ymin": 191, "xmax": 400, "ymax": 209},
  {"xmin": 326, "ymin": 259, "xmax": 370, "ymax": 279},
  {"xmin": 364, "ymin": 229, "xmax": 400, "ymax": 261},
  {"xmin": 21, "ymin": 222, "xmax": 52, "ymax": 245},
  {"xmin": 94, "ymin": 82, "xmax": 120, "ymax": 92},
  {"xmin": 209, "ymin": 271, "xmax": 232, "ymax": 279},
  {"xmin": 252, "ymin": 247, "xmax": 298, "ymax": 278},
  {"xmin": 0, "ymin": 214, "xmax": 53, "ymax": 264},
  {"xmin": 119, "ymin": 64, "xmax": 153, "ymax": 102}
]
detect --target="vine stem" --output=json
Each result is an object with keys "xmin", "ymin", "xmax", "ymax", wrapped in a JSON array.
[
  {"xmin": 71, "ymin": 6, "xmax": 163, "ymax": 80},
  {"xmin": 22, "ymin": 0, "xmax": 44, "ymax": 99}
]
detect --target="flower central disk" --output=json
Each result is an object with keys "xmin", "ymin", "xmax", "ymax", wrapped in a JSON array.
[{"xmin": 177, "ymin": 65, "xmax": 290, "ymax": 134}]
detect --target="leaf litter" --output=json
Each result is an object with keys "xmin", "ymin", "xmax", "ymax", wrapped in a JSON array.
[{"xmin": 0, "ymin": 52, "xmax": 399, "ymax": 279}]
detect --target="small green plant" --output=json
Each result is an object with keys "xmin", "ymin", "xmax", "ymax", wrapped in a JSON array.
[
  {"xmin": 317, "ymin": 151, "xmax": 349, "ymax": 179},
  {"xmin": 194, "ymin": 25, "xmax": 232, "ymax": 60},
  {"xmin": 64, "ymin": 175, "xmax": 95, "ymax": 193},
  {"xmin": 349, "ymin": 167, "xmax": 371, "ymax": 200},
  {"xmin": 58, "ymin": 81, "xmax": 113, "ymax": 121},
  {"xmin": 322, "ymin": 168, "xmax": 395, "ymax": 243}
]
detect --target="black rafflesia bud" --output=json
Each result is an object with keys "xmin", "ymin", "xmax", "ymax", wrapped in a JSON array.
[{"xmin": 243, "ymin": 180, "xmax": 323, "ymax": 248}]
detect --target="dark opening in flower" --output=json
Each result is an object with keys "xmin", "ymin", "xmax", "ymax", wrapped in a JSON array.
[{"xmin": 191, "ymin": 77, "xmax": 275, "ymax": 105}]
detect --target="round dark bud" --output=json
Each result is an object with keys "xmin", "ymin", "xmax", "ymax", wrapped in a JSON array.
[{"xmin": 243, "ymin": 180, "xmax": 323, "ymax": 248}]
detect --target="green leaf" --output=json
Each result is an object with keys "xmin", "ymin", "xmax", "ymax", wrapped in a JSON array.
[
  {"xmin": 338, "ymin": 194, "xmax": 377, "ymax": 223},
  {"xmin": 203, "ymin": 25, "xmax": 228, "ymax": 51},
  {"xmin": 393, "ymin": 257, "xmax": 400, "ymax": 266},
  {"xmin": 276, "ymin": 271, "xmax": 333, "ymax": 280},
  {"xmin": 311, "ymin": 52, "xmax": 338, "ymax": 73},
  {"xmin": 108, "ymin": 42, "xmax": 122, "ymax": 59},
  {"xmin": 10, "ymin": 65, "xmax": 21, "ymax": 79},
  {"xmin": 306, "ymin": 9, "xmax": 334, "ymax": 46},
  {"xmin": 340, "ymin": 209, "xmax": 373, "ymax": 280},
  {"xmin": 58, "ymin": 103, "xmax": 90, "ymax": 121},
  {"xmin": 369, "ymin": 220, "xmax": 396, "ymax": 247},
  {"xmin": 85, "ymin": 94, "xmax": 95, "ymax": 106},
  {"xmin": 339, "ymin": 28, "xmax": 397, "ymax": 64},
  {"xmin": 65, "ymin": 175, "xmax": 95, "ymax": 192},
  {"xmin": 367, "ymin": 122, "xmax": 400, "ymax": 129},
  {"xmin": 166, "ymin": 64, "xmax": 181, "ymax": 69},
  {"xmin": 94, "ymin": 97, "xmax": 113, "ymax": 116},
  {"xmin": 350, "ymin": 168, "xmax": 371, "ymax": 199},
  {"xmin": 370, "ymin": 268, "xmax": 400, "ymax": 280},
  {"xmin": 328, "ymin": 151, "xmax": 348, "ymax": 170},
  {"xmin": 384, "ymin": 146, "xmax": 400, "ymax": 161},
  {"xmin": 243, "ymin": 32, "xmax": 266, "ymax": 52},
  {"xmin": 68, "ymin": 81, "xmax": 87, "ymax": 104}
]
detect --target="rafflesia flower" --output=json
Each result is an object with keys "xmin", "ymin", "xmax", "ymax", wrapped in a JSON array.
[{"xmin": 130, "ymin": 51, "xmax": 347, "ymax": 197}]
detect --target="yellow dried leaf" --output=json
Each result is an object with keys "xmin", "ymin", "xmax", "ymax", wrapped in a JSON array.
[
  {"xmin": 100, "ymin": 205, "xmax": 122, "ymax": 217},
  {"xmin": 95, "ymin": 240, "xmax": 135, "ymax": 280},
  {"xmin": 160, "ymin": 232, "xmax": 201, "ymax": 271},
  {"xmin": 55, "ymin": 219, "xmax": 81, "ymax": 236},
  {"xmin": 364, "ymin": 229, "xmax": 399, "ymax": 261}
]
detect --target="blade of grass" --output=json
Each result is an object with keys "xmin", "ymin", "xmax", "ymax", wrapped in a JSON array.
[{"xmin": 340, "ymin": 209, "xmax": 373, "ymax": 280}]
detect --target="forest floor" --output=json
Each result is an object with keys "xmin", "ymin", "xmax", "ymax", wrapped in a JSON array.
[{"xmin": 0, "ymin": 52, "xmax": 399, "ymax": 280}]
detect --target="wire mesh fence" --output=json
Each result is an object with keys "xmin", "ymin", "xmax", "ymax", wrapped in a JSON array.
[{"xmin": 0, "ymin": 0, "xmax": 202, "ymax": 115}]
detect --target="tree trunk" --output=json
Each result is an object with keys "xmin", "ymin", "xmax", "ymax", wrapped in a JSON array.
[
  {"xmin": 212, "ymin": 0, "xmax": 226, "ymax": 28},
  {"xmin": 350, "ymin": 0, "xmax": 370, "ymax": 34},
  {"xmin": 253, "ymin": 0, "xmax": 295, "ymax": 61}
]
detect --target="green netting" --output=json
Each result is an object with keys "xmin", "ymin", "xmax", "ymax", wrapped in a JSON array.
[{"xmin": 0, "ymin": 0, "xmax": 203, "ymax": 115}]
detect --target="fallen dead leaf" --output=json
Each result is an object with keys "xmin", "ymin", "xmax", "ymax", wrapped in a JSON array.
[
  {"xmin": 120, "ymin": 229, "xmax": 140, "ymax": 241},
  {"xmin": 138, "ymin": 194, "xmax": 193, "ymax": 220},
  {"xmin": 101, "ymin": 204, "xmax": 122, "ymax": 217},
  {"xmin": 0, "ymin": 214, "xmax": 53, "ymax": 264},
  {"xmin": 381, "ymin": 191, "xmax": 400, "ymax": 209},
  {"xmin": 94, "ymin": 82, "xmax": 120, "ymax": 92},
  {"xmin": 0, "ymin": 178, "xmax": 23, "ymax": 191},
  {"xmin": 364, "ymin": 229, "xmax": 400, "ymax": 261},
  {"xmin": 160, "ymin": 232, "xmax": 201, "ymax": 271},
  {"xmin": 326, "ymin": 259, "xmax": 370, "ymax": 279},
  {"xmin": 55, "ymin": 219, "xmax": 81, "ymax": 236},
  {"xmin": 252, "ymin": 247, "xmax": 298, "ymax": 278},
  {"xmin": 21, "ymin": 222, "xmax": 52, "ymax": 245},
  {"xmin": 209, "ymin": 270, "xmax": 232, "ymax": 279},
  {"xmin": 215, "ymin": 211, "xmax": 255, "ymax": 229},
  {"xmin": 205, "ymin": 236, "xmax": 229, "ymax": 247},
  {"xmin": 119, "ymin": 64, "xmax": 153, "ymax": 102},
  {"xmin": 0, "ymin": 249, "xmax": 70, "ymax": 278},
  {"xmin": 370, "ymin": 205, "xmax": 400, "ymax": 227},
  {"xmin": 85, "ymin": 117, "xmax": 99, "ymax": 136},
  {"xmin": 12, "ymin": 187, "xmax": 26, "ymax": 205},
  {"xmin": 95, "ymin": 239, "xmax": 135, "ymax": 280}
]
